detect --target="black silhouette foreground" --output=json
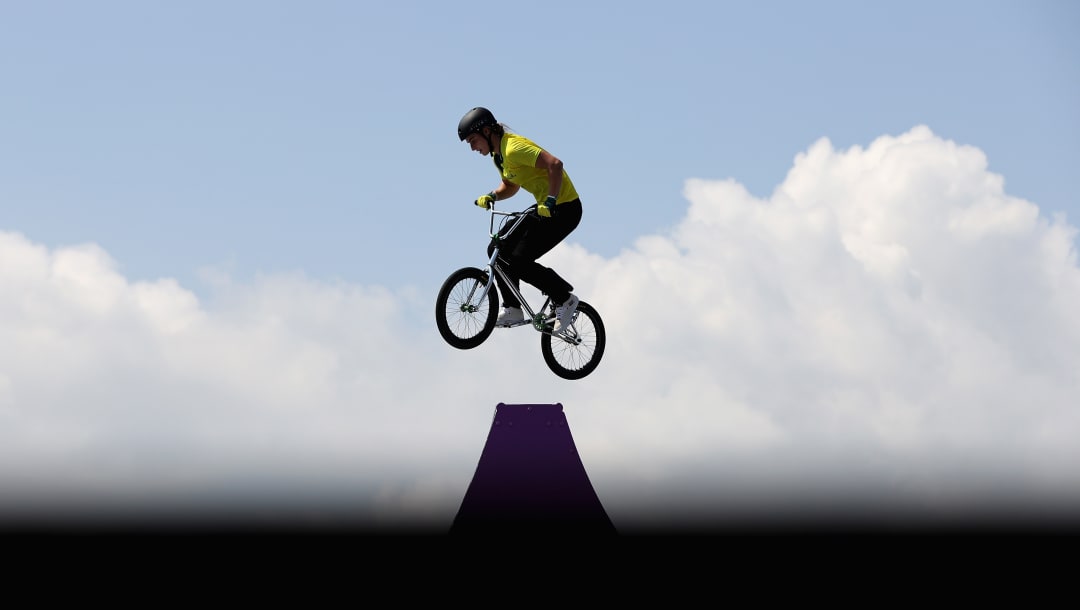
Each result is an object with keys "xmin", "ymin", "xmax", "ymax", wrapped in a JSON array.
[{"xmin": 451, "ymin": 403, "xmax": 616, "ymax": 535}]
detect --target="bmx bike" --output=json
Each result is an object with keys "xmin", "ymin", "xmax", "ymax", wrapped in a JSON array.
[{"xmin": 435, "ymin": 202, "xmax": 606, "ymax": 380}]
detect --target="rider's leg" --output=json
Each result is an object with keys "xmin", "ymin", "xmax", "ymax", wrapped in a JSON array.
[
  {"xmin": 487, "ymin": 240, "xmax": 523, "ymax": 310},
  {"xmin": 505, "ymin": 200, "xmax": 582, "ymax": 304}
]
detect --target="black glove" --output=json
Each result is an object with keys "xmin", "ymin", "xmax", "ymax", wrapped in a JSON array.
[{"xmin": 538, "ymin": 195, "xmax": 557, "ymax": 218}]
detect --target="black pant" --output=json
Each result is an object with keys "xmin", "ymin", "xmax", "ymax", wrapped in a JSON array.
[{"xmin": 487, "ymin": 199, "xmax": 582, "ymax": 309}]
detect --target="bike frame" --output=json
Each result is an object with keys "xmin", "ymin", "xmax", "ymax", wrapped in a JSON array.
[{"xmin": 475, "ymin": 204, "xmax": 556, "ymax": 332}]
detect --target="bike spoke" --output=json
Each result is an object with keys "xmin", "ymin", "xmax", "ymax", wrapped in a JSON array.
[
  {"xmin": 436, "ymin": 268, "xmax": 497, "ymax": 350},
  {"xmin": 541, "ymin": 301, "xmax": 604, "ymax": 379}
]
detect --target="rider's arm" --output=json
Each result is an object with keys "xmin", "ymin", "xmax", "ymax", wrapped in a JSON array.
[
  {"xmin": 535, "ymin": 150, "xmax": 564, "ymax": 201},
  {"xmin": 493, "ymin": 179, "xmax": 520, "ymax": 201}
]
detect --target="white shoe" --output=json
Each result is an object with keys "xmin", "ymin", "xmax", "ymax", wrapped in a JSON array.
[
  {"xmin": 496, "ymin": 306, "xmax": 524, "ymax": 327},
  {"xmin": 553, "ymin": 294, "xmax": 579, "ymax": 332}
]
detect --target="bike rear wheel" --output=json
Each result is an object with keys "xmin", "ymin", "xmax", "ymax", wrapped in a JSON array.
[
  {"xmin": 541, "ymin": 300, "xmax": 606, "ymax": 380},
  {"xmin": 436, "ymin": 267, "xmax": 499, "ymax": 350}
]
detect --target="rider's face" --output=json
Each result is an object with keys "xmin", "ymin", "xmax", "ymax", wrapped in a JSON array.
[{"xmin": 466, "ymin": 131, "xmax": 490, "ymax": 155}]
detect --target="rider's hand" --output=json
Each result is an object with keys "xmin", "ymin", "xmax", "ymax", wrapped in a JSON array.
[
  {"xmin": 537, "ymin": 195, "xmax": 557, "ymax": 218},
  {"xmin": 475, "ymin": 192, "xmax": 496, "ymax": 209}
]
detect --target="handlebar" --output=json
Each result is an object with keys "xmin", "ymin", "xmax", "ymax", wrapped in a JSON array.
[
  {"xmin": 489, "ymin": 202, "xmax": 539, "ymax": 218},
  {"xmin": 486, "ymin": 201, "xmax": 539, "ymax": 238}
]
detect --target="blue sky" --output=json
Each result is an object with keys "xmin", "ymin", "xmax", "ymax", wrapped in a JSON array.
[
  {"xmin": 3, "ymin": 0, "xmax": 1077, "ymax": 295},
  {"xmin": 2, "ymin": 1, "xmax": 1079, "ymax": 530}
]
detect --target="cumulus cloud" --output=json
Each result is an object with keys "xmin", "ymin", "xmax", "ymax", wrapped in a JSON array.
[
  {"xmin": 548, "ymin": 125, "xmax": 1080, "ymax": 525},
  {"xmin": 3, "ymin": 125, "xmax": 1078, "ymax": 531},
  {"xmin": 0, "ymin": 234, "xmax": 489, "ymax": 526}
]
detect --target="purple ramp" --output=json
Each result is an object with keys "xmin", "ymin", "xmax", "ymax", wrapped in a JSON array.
[{"xmin": 451, "ymin": 403, "xmax": 616, "ymax": 535}]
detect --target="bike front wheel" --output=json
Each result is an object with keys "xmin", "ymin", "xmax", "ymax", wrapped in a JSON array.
[
  {"xmin": 435, "ymin": 267, "xmax": 499, "ymax": 350},
  {"xmin": 541, "ymin": 300, "xmax": 606, "ymax": 380}
]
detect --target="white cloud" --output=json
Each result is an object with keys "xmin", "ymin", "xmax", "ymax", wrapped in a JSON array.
[
  {"xmin": 3, "ymin": 125, "xmax": 1079, "ymax": 531},
  {"xmin": 547, "ymin": 125, "xmax": 1080, "ymax": 525}
]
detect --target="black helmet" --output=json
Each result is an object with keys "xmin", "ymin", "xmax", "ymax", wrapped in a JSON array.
[{"xmin": 458, "ymin": 107, "xmax": 498, "ymax": 141}]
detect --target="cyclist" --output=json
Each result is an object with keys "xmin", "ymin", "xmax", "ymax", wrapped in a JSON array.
[{"xmin": 458, "ymin": 106, "xmax": 583, "ymax": 332}]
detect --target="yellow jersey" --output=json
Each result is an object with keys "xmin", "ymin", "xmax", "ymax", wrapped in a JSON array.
[{"xmin": 495, "ymin": 133, "xmax": 579, "ymax": 205}]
